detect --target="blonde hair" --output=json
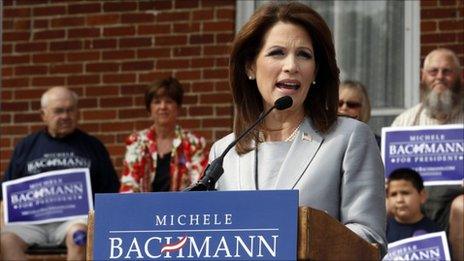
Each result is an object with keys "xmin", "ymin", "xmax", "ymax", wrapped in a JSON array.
[{"xmin": 339, "ymin": 80, "xmax": 371, "ymax": 123}]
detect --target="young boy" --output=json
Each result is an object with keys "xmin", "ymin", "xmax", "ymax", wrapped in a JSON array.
[{"xmin": 386, "ymin": 168, "xmax": 442, "ymax": 243}]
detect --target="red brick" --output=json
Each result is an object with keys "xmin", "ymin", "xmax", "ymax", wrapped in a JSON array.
[
  {"xmin": 183, "ymin": 94, "xmax": 198, "ymax": 105},
  {"xmin": 200, "ymin": 93, "xmax": 232, "ymax": 104},
  {"xmin": 3, "ymin": 32, "xmax": 30, "ymax": 41},
  {"xmin": 137, "ymin": 48, "xmax": 171, "ymax": 58},
  {"xmin": 178, "ymin": 118, "xmax": 200, "ymax": 129},
  {"xmin": 188, "ymin": 106, "xmax": 213, "ymax": 116},
  {"xmin": 422, "ymin": 0, "xmax": 438, "ymax": 7},
  {"xmin": 139, "ymin": 1, "xmax": 172, "ymax": 10},
  {"xmin": 120, "ymin": 84, "xmax": 146, "ymax": 95},
  {"xmin": 121, "ymin": 61, "xmax": 154, "ymax": 71},
  {"xmin": 3, "ymin": 67, "xmax": 13, "ymax": 77},
  {"xmin": 34, "ymin": 29, "xmax": 66, "ymax": 40},
  {"xmin": 16, "ymin": 0, "xmax": 48, "ymax": 5},
  {"xmin": 102, "ymin": 50, "xmax": 135, "ymax": 60},
  {"xmin": 86, "ymin": 14, "xmax": 120, "ymax": 26},
  {"xmin": 421, "ymin": 8, "xmax": 458, "ymax": 19},
  {"xmin": 1, "ymin": 126, "xmax": 29, "ymax": 135},
  {"xmin": 439, "ymin": 19, "xmax": 464, "ymax": 30},
  {"xmin": 103, "ymin": 73, "xmax": 136, "ymax": 84},
  {"xmin": 156, "ymin": 12, "xmax": 190, "ymax": 22},
  {"xmin": 214, "ymin": 81, "xmax": 230, "ymax": 91},
  {"xmin": 215, "ymin": 57, "xmax": 229, "ymax": 67},
  {"xmin": 217, "ymin": 33, "xmax": 234, "ymax": 43},
  {"xmin": 192, "ymin": 81, "xmax": 214, "ymax": 92},
  {"xmin": 67, "ymin": 51, "xmax": 100, "ymax": 62},
  {"xmin": 120, "ymin": 37, "xmax": 153, "ymax": 48},
  {"xmin": 3, "ymin": 20, "xmax": 13, "ymax": 30},
  {"xmin": 14, "ymin": 89, "xmax": 45, "ymax": 100},
  {"xmin": 190, "ymin": 34, "xmax": 214, "ymax": 44},
  {"xmin": 68, "ymin": 75, "xmax": 100, "ymax": 85},
  {"xmin": 2, "ymin": 78, "xmax": 29, "ymax": 88},
  {"xmin": 191, "ymin": 58, "xmax": 215, "ymax": 68},
  {"xmin": 193, "ymin": 10, "xmax": 214, "ymax": 20},
  {"xmin": 101, "ymin": 97, "xmax": 133, "ymax": 108},
  {"xmin": 15, "ymin": 42, "xmax": 47, "ymax": 53},
  {"xmin": 33, "ymin": 6, "xmax": 66, "ymax": 16},
  {"xmin": 173, "ymin": 23, "xmax": 200, "ymax": 33},
  {"xmin": 173, "ymin": 47, "xmax": 201, "ymax": 57},
  {"xmin": 138, "ymin": 24, "xmax": 171, "ymax": 35},
  {"xmin": 103, "ymin": 26, "xmax": 135, "ymax": 37},
  {"xmin": 14, "ymin": 113, "xmax": 41, "ymax": 123},
  {"xmin": 50, "ymin": 40, "xmax": 82, "ymax": 51},
  {"xmin": 121, "ymin": 13, "xmax": 155, "ymax": 23},
  {"xmin": 421, "ymin": 21, "xmax": 437, "ymax": 32},
  {"xmin": 33, "ymin": 53, "xmax": 65, "ymax": 63},
  {"xmin": 204, "ymin": 21, "xmax": 234, "ymax": 32},
  {"xmin": 118, "ymin": 108, "xmax": 147, "ymax": 119},
  {"xmin": 3, "ymin": 55, "xmax": 30, "ymax": 65},
  {"xmin": 77, "ymin": 98, "xmax": 98, "ymax": 109},
  {"xmin": 68, "ymin": 28, "xmax": 101, "ymax": 38},
  {"xmin": 32, "ymin": 76, "xmax": 66, "ymax": 87},
  {"xmin": 201, "ymin": 0, "xmax": 234, "ymax": 7},
  {"xmin": 50, "ymin": 64, "xmax": 83, "ymax": 74},
  {"xmin": 216, "ymin": 105, "xmax": 233, "ymax": 116},
  {"xmin": 205, "ymin": 45, "xmax": 230, "ymax": 55},
  {"xmin": 3, "ymin": 7, "xmax": 31, "ymax": 18},
  {"xmin": 83, "ymin": 110, "xmax": 117, "ymax": 121},
  {"xmin": 101, "ymin": 122, "xmax": 135, "ymax": 132},
  {"xmin": 1, "ymin": 91, "xmax": 13, "ymax": 100},
  {"xmin": 175, "ymin": 70, "xmax": 201, "ymax": 80},
  {"xmin": 139, "ymin": 72, "xmax": 171, "ymax": 83},
  {"xmin": 203, "ymin": 118, "xmax": 232, "ymax": 128},
  {"xmin": 103, "ymin": 1, "xmax": 137, "ymax": 12},
  {"xmin": 175, "ymin": 0, "xmax": 199, "ymax": 8},
  {"xmin": 216, "ymin": 8, "xmax": 235, "ymax": 20},
  {"xmin": 3, "ymin": 44, "xmax": 12, "ymax": 54},
  {"xmin": 86, "ymin": 85, "xmax": 120, "ymax": 97},
  {"xmin": 439, "ymin": 0, "xmax": 459, "ymax": 6},
  {"xmin": 204, "ymin": 69, "xmax": 228, "ymax": 79},
  {"xmin": 15, "ymin": 65, "xmax": 48, "ymax": 76},
  {"xmin": 107, "ymin": 145, "xmax": 126, "ymax": 156},
  {"xmin": 51, "ymin": 17, "xmax": 86, "ymax": 27},
  {"xmin": 13, "ymin": 19, "xmax": 31, "ymax": 30},
  {"xmin": 33, "ymin": 19, "xmax": 49, "ymax": 28},
  {"xmin": 86, "ymin": 62, "xmax": 119, "ymax": 73},
  {"xmin": 1, "ymin": 138, "xmax": 11, "ymax": 148},
  {"xmin": 69, "ymin": 2, "xmax": 102, "ymax": 14},
  {"xmin": 92, "ymin": 39, "xmax": 117, "ymax": 49},
  {"xmin": 421, "ymin": 33, "xmax": 456, "ymax": 43},
  {"xmin": 1, "ymin": 101, "xmax": 29, "ymax": 111},
  {"xmin": 95, "ymin": 134, "xmax": 116, "ymax": 144},
  {"xmin": 157, "ymin": 59, "xmax": 190, "ymax": 69}
]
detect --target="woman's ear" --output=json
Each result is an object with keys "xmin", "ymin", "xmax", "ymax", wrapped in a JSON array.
[{"xmin": 246, "ymin": 61, "xmax": 256, "ymax": 80}]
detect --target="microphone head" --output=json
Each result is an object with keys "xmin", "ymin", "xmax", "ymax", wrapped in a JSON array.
[{"xmin": 274, "ymin": 96, "xmax": 293, "ymax": 110}]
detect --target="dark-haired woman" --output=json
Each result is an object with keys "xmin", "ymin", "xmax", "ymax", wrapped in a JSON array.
[
  {"xmin": 120, "ymin": 77, "xmax": 208, "ymax": 192},
  {"xmin": 209, "ymin": 2, "xmax": 387, "ymax": 256}
]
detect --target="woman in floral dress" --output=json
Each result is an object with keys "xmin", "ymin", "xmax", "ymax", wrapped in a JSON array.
[{"xmin": 119, "ymin": 77, "xmax": 208, "ymax": 192}]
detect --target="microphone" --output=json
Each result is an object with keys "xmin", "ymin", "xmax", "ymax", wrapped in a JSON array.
[{"xmin": 184, "ymin": 96, "xmax": 293, "ymax": 191}]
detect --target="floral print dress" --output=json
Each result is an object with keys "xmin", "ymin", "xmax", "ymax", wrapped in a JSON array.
[{"xmin": 119, "ymin": 125, "xmax": 208, "ymax": 192}]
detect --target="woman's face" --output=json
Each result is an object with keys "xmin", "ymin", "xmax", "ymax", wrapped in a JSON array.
[
  {"xmin": 249, "ymin": 22, "xmax": 316, "ymax": 112},
  {"xmin": 150, "ymin": 95, "xmax": 179, "ymax": 127},
  {"xmin": 338, "ymin": 87, "xmax": 363, "ymax": 120}
]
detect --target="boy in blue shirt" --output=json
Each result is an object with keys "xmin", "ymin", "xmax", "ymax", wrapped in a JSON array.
[{"xmin": 386, "ymin": 168, "xmax": 442, "ymax": 243}]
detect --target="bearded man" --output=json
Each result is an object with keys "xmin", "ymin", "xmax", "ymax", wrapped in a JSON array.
[{"xmin": 391, "ymin": 48, "xmax": 463, "ymax": 260}]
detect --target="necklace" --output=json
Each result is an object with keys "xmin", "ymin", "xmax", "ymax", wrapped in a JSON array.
[{"xmin": 284, "ymin": 119, "xmax": 304, "ymax": 142}]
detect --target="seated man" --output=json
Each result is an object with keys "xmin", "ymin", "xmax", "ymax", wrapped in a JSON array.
[{"xmin": 0, "ymin": 87, "xmax": 120, "ymax": 260}]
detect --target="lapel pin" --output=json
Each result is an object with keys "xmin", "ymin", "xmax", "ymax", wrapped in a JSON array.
[{"xmin": 302, "ymin": 132, "xmax": 312, "ymax": 142}]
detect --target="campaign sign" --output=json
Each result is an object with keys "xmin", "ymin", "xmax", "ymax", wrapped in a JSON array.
[
  {"xmin": 384, "ymin": 231, "xmax": 450, "ymax": 260},
  {"xmin": 382, "ymin": 124, "xmax": 464, "ymax": 186},
  {"xmin": 93, "ymin": 190, "xmax": 298, "ymax": 260},
  {"xmin": 2, "ymin": 168, "xmax": 93, "ymax": 225}
]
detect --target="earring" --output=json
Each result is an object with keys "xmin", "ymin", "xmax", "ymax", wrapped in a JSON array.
[
  {"xmin": 312, "ymin": 80, "xmax": 316, "ymax": 85},
  {"xmin": 248, "ymin": 75, "xmax": 255, "ymax": 80}
]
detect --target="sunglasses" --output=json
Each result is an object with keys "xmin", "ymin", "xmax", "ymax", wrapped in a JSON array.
[{"xmin": 338, "ymin": 100, "xmax": 362, "ymax": 109}]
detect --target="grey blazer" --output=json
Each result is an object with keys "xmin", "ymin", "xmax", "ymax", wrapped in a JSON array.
[{"xmin": 210, "ymin": 117, "xmax": 387, "ymax": 256}]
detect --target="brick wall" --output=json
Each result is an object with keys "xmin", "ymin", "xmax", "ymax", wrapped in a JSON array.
[
  {"xmin": 1, "ymin": 0, "xmax": 235, "ymax": 175},
  {"xmin": 1, "ymin": 0, "xmax": 463, "ymax": 178},
  {"xmin": 420, "ymin": 0, "xmax": 464, "ymax": 70}
]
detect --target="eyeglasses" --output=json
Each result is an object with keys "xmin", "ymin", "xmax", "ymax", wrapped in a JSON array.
[{"xmin": 338, "ymin": 100, "xmax": 362, "ymax": 109}]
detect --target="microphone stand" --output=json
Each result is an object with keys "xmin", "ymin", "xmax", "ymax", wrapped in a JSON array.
[{"xmin": 184, "ymin": 106, "xmax": 276, "ymax": 191}]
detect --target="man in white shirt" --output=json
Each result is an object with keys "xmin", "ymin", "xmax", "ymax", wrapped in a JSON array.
[{"xmin": 391, "ymin": 48, "xmax": 463, "ymax": 260}]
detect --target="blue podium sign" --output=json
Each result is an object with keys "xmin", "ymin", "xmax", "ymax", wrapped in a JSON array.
[
  {"xmin": 93, "ymin": 190, "xmax": 298, "ymax": 260},
  {"xmin": 382, "ymin": 124, "xmax": 463, "ymax": 186}
]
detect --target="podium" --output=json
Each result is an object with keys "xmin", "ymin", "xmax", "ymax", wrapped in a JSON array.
[{"xmin": 87, "ymin": 206, "xmax": 379, "ymax": 260}]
